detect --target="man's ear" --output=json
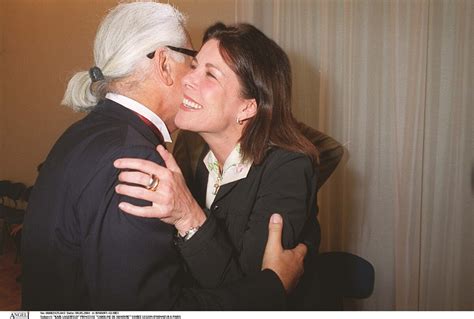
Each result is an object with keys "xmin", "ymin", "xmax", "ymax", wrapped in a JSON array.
[
  {"xmin": 238, "ymin": 99, "xmax": 257, "ymax": 122},
  {"xmin": 154, "ymin": 49, "xmax": 174, "ymax": 86}
]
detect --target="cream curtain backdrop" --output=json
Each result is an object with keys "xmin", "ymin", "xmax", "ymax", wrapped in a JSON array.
[{"xmin": 235, "ymin": 0, "xmax": 473, "ymax": 310}]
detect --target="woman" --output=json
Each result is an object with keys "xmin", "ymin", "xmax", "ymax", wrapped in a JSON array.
[{"xmin": 114, "ymin": 23, "xmax": 320, "ymax": 290}]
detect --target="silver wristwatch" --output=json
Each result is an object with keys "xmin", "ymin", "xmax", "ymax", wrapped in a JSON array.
[{"xmin": 179, "ymin": 226, "xmax": 200, "ymax": 241}]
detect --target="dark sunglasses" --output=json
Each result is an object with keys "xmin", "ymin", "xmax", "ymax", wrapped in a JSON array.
[{"xmin": 147, "ymin": 46, "xmax": 197, "ymax": 59}]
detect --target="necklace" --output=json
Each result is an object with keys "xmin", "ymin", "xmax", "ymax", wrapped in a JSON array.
[
  {"xmin": 207, "ymin": 145, "xmax": 243, "ymax": 196},
  {"xmin": 212, "ymin": 163, "xmax": 237, "ymax": 195},
  {"xmin": 212, "ymin": 174, "xmax": 223, "ymax": 195}
]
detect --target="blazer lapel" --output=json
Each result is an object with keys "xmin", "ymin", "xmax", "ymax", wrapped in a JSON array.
[
  {"xmin": 213, "ymin": 180, "xmax": 241, "ymax": 203},
  {"xmin": 214, "ymin": 160, "xmax": 254, "ymax": 203},
  {"xmin": 195, "ymin": 165, "xmax": 240, "ymax": 207}
]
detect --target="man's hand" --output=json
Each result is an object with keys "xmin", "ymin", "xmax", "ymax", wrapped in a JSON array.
[{"xmin": 262, "ymin": 214, "xmax": 307, "ymax": 293}]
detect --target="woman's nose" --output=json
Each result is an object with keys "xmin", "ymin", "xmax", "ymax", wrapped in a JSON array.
[{"xmin": 182, "ymin": 69, "xmax": 196, "ymax": 90}]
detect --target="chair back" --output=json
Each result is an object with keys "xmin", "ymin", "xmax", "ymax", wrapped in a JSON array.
[
  {"xmin": 0, "ymin": 181, "xmax": 30, "ymax": 257},
  {"xmin": 0, "ymin": 180, "xmax": 12, "ymax": 204},
  {"xmin": 5, "ymin": 182, "xmax": 27, "ymax": 207},
  {"xmin": 316, "ymin": 251, "xmax": 375, "ymax": 300}
]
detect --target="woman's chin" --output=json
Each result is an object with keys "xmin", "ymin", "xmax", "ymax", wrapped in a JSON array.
[{"xmin": 175, "ymin": 115, "xmax": 195, "ymax": 132}]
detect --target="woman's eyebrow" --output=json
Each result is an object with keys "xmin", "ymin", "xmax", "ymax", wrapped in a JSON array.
[{"xmin": 205, "ymin": 62, "xmax": 225, "ymax": 77}]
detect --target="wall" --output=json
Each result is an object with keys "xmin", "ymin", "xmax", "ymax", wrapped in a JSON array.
[
  {"xmin": 174, "ymin": 0, "xmax": 237, "ymax": 48},
  {"xmin": 0, "ymin": 0, "xmax": 236, "ymax": 185},
  {"xmin": 419, "ymin": 0, "xmax": 472, "ymax": 309},
  {"xmin": 0, "ymin": 0, "xmax": 5, "ymax": 179}
]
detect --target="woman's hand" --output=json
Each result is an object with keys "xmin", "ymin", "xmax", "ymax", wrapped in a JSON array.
[{"xmin": 113, "ymin": 145, "xmax": 206, "ymax": 235}]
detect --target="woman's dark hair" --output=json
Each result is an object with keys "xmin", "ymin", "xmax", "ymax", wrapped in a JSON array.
[{"xmin": 203, "ymin": 22, "xmax": 318, "ymax": 165}]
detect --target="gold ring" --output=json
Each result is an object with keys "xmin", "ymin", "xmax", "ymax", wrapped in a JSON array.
[{"xmin": 146, "ymin": 174, "xmax": 159, "ymax": 192}]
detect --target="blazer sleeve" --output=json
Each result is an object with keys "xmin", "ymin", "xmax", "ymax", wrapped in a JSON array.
[
  {"xmin": 296, "ymin": 121, "xmax": 344, "ymax": 191},
  {"xmin": 72, "ymin": 145, "xmax": 185, "ymax": 309},
  {"xmin": 177, "ymin": 150, "xmax": 318, "ymax": 288}
]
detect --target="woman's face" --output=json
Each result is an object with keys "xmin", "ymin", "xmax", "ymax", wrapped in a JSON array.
[{"xmin": 175, "ymin": 39, "xmax": 255, "ymax": 138}]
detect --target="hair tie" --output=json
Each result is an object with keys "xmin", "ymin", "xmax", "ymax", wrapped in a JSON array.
[{"xmin": 89, "ymin": 66, "xmax": 105, "ymax": 83}]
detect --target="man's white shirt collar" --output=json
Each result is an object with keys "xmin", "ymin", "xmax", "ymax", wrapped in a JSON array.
[{"xmin": 106, "ymin": 93, "xmax": 172, "ymax": 143}]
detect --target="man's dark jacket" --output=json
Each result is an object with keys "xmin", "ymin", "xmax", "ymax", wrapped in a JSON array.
[{"xmin": 21, "ymin": 99, "xmax": 285, "ymax": 310}]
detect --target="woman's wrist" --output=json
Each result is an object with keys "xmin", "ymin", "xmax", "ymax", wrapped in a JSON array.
[{"xmin": 176, "ymin": 202, "xmax": 207, "ymax": 236}]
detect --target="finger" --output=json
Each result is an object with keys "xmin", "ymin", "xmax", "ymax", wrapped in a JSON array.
[
  {"xmin": 156, "ymin": 145, "xmax": 182, "ymax": 173},
  {"xmin": 118, "ymin": 201, "xmax": 165, "ymax": 218},
  {"xmin": 115, "ymin": 184, "xmax": 160, "ymax": 203},
  {"xmin": 114, "ymin": 158, "xmax": 168, "ymax": 177},
  {"xmin": 118, "ymin": 170, "xmax": 152, "ymax": 186},
  {"xmin": 266, "ymin": 213, "xmax": 284, "ymax": 253},
  {"xmin": 115, "ymin": 182, "xmax": 171, "ymax": 206},
  {"xmin": 292, "ymin": 243, "xmax": 308, "ymax": 260}
]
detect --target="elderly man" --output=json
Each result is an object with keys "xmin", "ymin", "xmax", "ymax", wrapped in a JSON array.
[{"xmin": 21, "ymin": 2, "xmax": 305, "ymax": 310}]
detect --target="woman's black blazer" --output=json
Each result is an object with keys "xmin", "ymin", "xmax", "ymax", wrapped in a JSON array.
[{"xmin": 176, "ymin": 147, "xmax": 320, "ymax": 288}]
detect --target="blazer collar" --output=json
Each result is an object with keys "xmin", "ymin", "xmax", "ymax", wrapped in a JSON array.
[
  {"xmin": 92, "ymin": 99, "xmax": 163, "ymax": 146},
  {"xmin": 105, "ymin": 93, "xmax": 172, "ymax": 143}
]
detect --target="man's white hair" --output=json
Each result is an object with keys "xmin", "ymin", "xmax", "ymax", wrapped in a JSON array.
[{"xmin": 62, "ymin": 1, "xmax": 188, "ymax": 111}]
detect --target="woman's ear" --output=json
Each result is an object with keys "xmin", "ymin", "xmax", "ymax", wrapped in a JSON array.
[
  {"xmin": 238, "ymin": 99, "xmax": 257, "ymax": 122},
  {"xmin": 154, "ymin": 49, "xmax": 174, "ymax": 86}
]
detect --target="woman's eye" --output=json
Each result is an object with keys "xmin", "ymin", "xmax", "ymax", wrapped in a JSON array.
[
  {"xmin": 190, "ymin": 63, "xmax": 197, "ymax": 70},
  {"xmin": 206, "ymin": 72, "xmax": 216, "ymax": 79}
]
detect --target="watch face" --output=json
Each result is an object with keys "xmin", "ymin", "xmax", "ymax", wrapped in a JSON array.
[
  {"xmin": 184, "ymin": 227, "xmax": 200, "ymax": 241},
  {"xmin": 174, "ymin": 226, "xmax": 200, "ymax": 243}
]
